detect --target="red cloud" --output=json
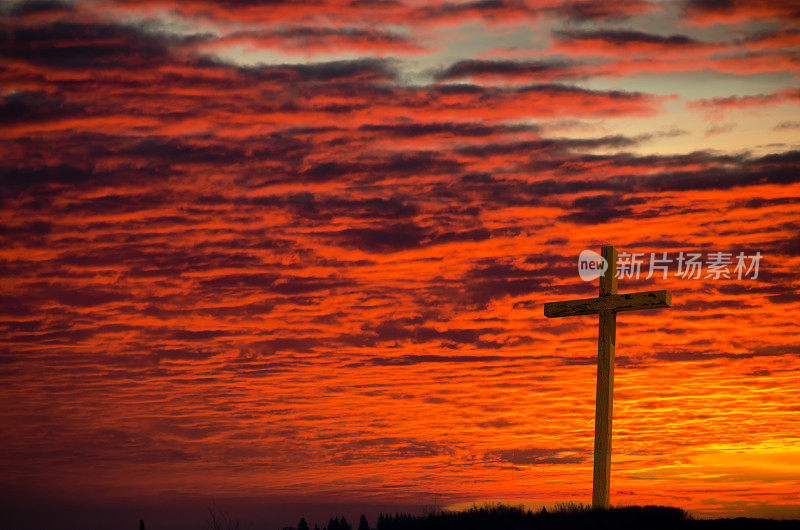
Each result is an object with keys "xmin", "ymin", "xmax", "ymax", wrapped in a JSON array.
[
  {"xmin": 550, "ymin": 29, "xmax": 725, "ymax": 57},
  {"xmin": 688, "ymin": 87, "xmax": 800, "ymax": 111},
  {"xmin": 202, "ymin": 27, "xmax": 429, "ymax": 56},
  {"xmin": 2, "ymin": 2, "xmax": 800, "ymax": 526},
  {"xmin": 683, "ymin": 0, "xmax": 800, "ymax": 26}
]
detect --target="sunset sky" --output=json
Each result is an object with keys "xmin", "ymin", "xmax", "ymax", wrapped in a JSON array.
[{"xmin": 2, "ymin": 0, "xmax": 800, "ymax": 528}]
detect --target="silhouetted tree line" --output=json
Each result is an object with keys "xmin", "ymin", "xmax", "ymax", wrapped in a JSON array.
[
  {"xmin": 300, "ymin": 514, "xmax": 360, "ymax": 530},
  {"xmin": 326, "ymin": 516, "xmax": 352, "ymax": 530},
  {"xmin": 373, "ymin": 504, "xmax": 694, "ymax": 530},
  {"xmin": 295, "ymin": 503, "xmax": 800, "ymax": 530}
]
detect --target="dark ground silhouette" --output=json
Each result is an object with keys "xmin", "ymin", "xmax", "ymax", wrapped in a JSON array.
[{"xmin": 300, "ymin": 503, "xmax": 800, "ymax": 530}]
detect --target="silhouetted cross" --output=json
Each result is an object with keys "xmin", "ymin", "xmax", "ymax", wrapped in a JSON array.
[{"xmin": 544, "ymin": 245, "xmax": 672, "ymax": 509}]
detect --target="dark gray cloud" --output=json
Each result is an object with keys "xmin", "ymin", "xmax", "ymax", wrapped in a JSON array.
[
  {"xmin": 553, "ymin": 0, "xmax": 652, "ymax": 20},
  {"xmin": 436, "ymin": 59, "xmax": 580, "ymax": 81},
  {"xmin": 554, "ymin": 28, "xmax": 701, "ymax": 47},
  {"xmin": 484, "ymin": 447, "xmax": 587, "ymax": 465},
  {"xmin": 6, "ymin": 0, "xmax": 75, "ymax": 16}
]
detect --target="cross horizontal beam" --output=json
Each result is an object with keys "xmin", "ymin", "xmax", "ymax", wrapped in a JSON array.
[{"xmin": 543, "ymin": 290, "xmax": 671, "ymax": 318}]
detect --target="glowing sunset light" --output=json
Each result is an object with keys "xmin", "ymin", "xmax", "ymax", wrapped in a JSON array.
[{"xmin": 1, "ymin": 0, "xmax": 799, "ymax": 528}]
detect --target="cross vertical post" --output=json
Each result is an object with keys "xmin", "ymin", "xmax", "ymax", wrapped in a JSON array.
[
  {"xmin": 543, "ymin": 245, "xmax": 671, "ymax": 510},
  {"xmin": 593, "ymin": 245, "xmax": 617, "ymax": 509}
]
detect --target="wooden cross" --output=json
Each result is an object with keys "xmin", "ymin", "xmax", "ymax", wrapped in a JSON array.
[{"xmin": 543, "ymin": 245, "xmax": 672, "ymax": 509}]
